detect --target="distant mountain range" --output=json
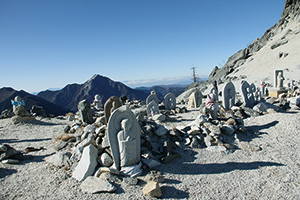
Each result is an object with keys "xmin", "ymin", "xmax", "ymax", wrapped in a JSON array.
[
  {"xmin": 37, "ymin": 74, "xmax": 149, "ymax": 112},
  {"xmin": 0, "ymin": 75, "xmax": 190, "ymax": 115},
  {"xmin": 0, "ymin": 87, "xmax": 69, "ymax": 116}
]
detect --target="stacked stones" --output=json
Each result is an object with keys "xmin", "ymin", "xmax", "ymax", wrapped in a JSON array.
[{"xmin": 10, "ymin": 96, "xmax": 35, "ymax": 124}]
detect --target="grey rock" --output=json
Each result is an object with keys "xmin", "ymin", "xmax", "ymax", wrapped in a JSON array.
[
  {"xmin": 154, "ymin": 125, "xmax": 167, "ymax": 136},
  {"xmin": 99, "ymin": 172, "xmax": 122, "ymax": 184},
  {"xmin": 45, "ymin": 151, "xmax": 72, "ymax": 167},
  {"xmin": 0, "ymin": 145, "xmax": 17, "ymax": 161},
  {"xmin": 253, "ymin": 102, "xmax": 268, "ymax": 113},
  {"xmin": 64, "ymin": 125, "xmax": 71, "ymax": 133},
  {"xmin": 98, "ymin": 152, "xmax": 113, "ymax": 167},
  {"xmin": 84, "ymin": 124, "xmax": 97, "ymax": 133},
  {"xmin": 80, "ymin": 176, "xmax": 116, "ymax": 193},
  {"xmin": 55, "ymin": 141, "xmax": 68, "ymax": 151},
  {"xmin": 141, "ymin": 158, "xmax": 161, "ymax": 168},
  {"xmin": 78, "ymin": 99, "xmax": 94, "ymax": 124},
  {"xmin": 72, "ymin": 144, "xmax": 98, "ymax": 181},
  {"xmin": 146, "ymin": 170, "xmax": 165, "ymax": 183}
]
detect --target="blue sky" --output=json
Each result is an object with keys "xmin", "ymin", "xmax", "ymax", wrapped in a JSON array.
[{"xmin": 0, "ymin": 0, "xmax": 284, "ymax": 93}]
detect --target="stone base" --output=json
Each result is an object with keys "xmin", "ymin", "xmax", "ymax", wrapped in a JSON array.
[{"xmin": 269, "ymin": 89, "xmax": 288, "ymax": 98}]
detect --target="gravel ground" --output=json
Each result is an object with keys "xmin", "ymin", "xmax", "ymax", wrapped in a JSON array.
[{"xmin": 0, "ymin": 109, "xmax": 300, "ymax": 199}]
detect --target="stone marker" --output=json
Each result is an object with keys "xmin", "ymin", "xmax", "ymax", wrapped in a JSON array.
[
  {"xmin": 187, "ymin": 90, "xmax": 203, "ymax": 108},
  {"xmin": 107, "ymin": 105, "xmax": 142, "ymax": 176},
  {"xmin": 92, "ymin": 94, "xmax": 102, "ymax": 110},
  {"xmin": 164, "ymin": 92, "xmax": 176, "ymax": 110},
  {"xmin": 269, "ymin": 70, "xmax": 288, "ymax": 97},
  {"xmin": 146, "ymin": 100, "xmax": 159, "ymax": 117},
  {"xmin": 222, "ymin": 82, "xmax": 236, "ymax": 110},
  {"xmin": 78, "ymin": 99, "xmax": 94, "ymax": 124},
  {"xmin": 210, "ymin": 87, "xmax": 218, "ymax": 101},
  {"xmin": 104, "ymin": 96, "xmax": 122, "ymax": 124},
  {"xmin": 146, "ymin": 91, "xmax": 159, "ymax": 105},
  {"xmin": 240, "ymin": 81, "xmax": 255, "ymax": 108},
  {"xmin": 72, "ymin": 144, "xmax": 98, "ymax": 181}
]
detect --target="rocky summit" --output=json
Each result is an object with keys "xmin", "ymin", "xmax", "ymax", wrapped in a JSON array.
[{"xmin": 1, "ymin": 1, "xmax": 300, "ymax": 199}]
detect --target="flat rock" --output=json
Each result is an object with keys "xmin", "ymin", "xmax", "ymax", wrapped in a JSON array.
[
  {"xmin": 45, "ymin": 151, "xmax": 72, "ymax": 167},
  {"xmin": 72, "ymin": 144, "xmax": 98, "ymax": 181},
  {"xmin": 80, "ymin": 176, "xmax": 116, "ymax": 193}
]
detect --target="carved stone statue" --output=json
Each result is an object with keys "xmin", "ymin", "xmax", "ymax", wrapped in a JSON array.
[
  {"xmin": 164, "ymin": 92, "xmax": 176, "ymax": 110},
  {"xmin": 78, "ymin": 99, "xmax": 94, "ymax": 124},
  {"xmin": 146, "ymin": 91, "xmax": 159, "ymax": 105},
  {"xmin": 146, "ymin": 100, "xmax": 159, "ymax": 117},
  {"xmin": 240, "ymin": 81, "xmax": 255, "ymax": 108},
  {"xmin": 275, "ymin": 70, "xmax": 285, "ymax": 89},
  {"xmin": 107, "ymin": 105, "xmax": 142, "ymax": 177},
  {"xmin": 210, "ymin": 87, "xmax": 218, "ymax": 101},
  {"xmin": 92, "ymin": 94, "xmax": 102, "ymax": 110},
  {"xmin": 104, "ymin": 96, "xmax": 122, "ymax": 124},
  {"xmin": 222, "ymin": 82, "xmax": 236, "ymax": 110}
]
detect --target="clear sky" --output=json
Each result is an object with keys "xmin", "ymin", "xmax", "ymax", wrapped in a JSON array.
[{"xmin": 0, "ymin": 0, "xmax": 284, "ymax": 93}]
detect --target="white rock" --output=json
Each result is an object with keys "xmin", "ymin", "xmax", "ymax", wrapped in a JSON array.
[
  {"xmin": 80, "ymin": 176, "xmax": 116, "ymax": 193},
  {"xmin": 72, "ymin": 144, "xmax": 98, "ymax": 181}
]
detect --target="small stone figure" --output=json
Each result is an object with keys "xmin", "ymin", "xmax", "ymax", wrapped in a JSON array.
[
  {"xmin": 277, "ymin": 71, "xmax": 284, "ymax": 89},
  {"xmin": 260, "ymin": 81, "xmax": 266, "ymax": 96},
  {"xmin": 240, "ymin": 81, "xmax": 255, "ymax": 108},
  {"xmin": 11, "ymin": 96, "xmax": 29, "ymax": 117},
  {"xmin": 92, "ymin": 94, "xmax": 102, "ymax": 110},
  {"xmin": 78, "ymin": 99, "xmax": 94, "ymax": 124},
  {"xmin": 205, "ymin": 93, "xmax": 219, "ymax": 120},
  {"xmin": 147, "ymin": 100, "xmax": 159, "ymax": 117}
]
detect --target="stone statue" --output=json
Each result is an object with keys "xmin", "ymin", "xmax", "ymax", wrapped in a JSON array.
[
  {"xmin": 146, "ymin": 100, "xmax": 159, "ymax": 117},
  {"xmin": 78, "ymin": 99, "xmax": 94, "ymax": 124},
  {"xmin": 11, "ymin": 96, "xmax": 29, "ymax": 117},
  {"xmin": 275, "ymin": 70, "xmax": 285, "ymax": 89},
  {"xmin": 107, "ymin": 105, "xmax": 142, "ymax": 177},
  {"xmin": 260, "ymin": 81, "xmax": 266, "ymax": 96},
  {"xmin": 92, "ymin": 94, "xmax": 102, "ymax": 110},
  {"xmin": 187, "ymin": 90, "xmax": 202, "ymax": 108},
  {"xmin": 210, "ymin": 87, "xmax": 218, "ymax": 101},
  {"xmin": 104, "ymin": 96, "xmax": 122, "ymax": 124},
  {"xmin": 222, "ymin": 82, "xmax": 236, "ymax": 110},
  {"xmin": 205, "ymin": 93, "xmax": 219, "ymax": 120},
  {"xmin": 146, "ymin": 91, "xmax": 159, "ymax": 105},
  {"xmin": 240, "ymin": 81, "xmax": 255, "ymax": 108},
  {"xmin": 164, "ymin": 92, "xmax": 176, "ymax": 110}
]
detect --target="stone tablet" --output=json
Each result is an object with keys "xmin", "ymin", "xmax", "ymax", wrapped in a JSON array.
[
  {"xmin": 164, "ymin": 92, "xmax": 176, "ymax": 110},
  {"xmin": 210, "ymin": 87, "xmax": 218, "ymax": 101},
  {"xmin": 240, "ymin": 81, "xmax": 255, "ymax": 108},
  {"xmin": 222, "ymin": 82, "xmax": 236, "ymax": 110},
  {"xmin": 107, "ymin": 105, "xmax": 141, "ymax": 173},
  {"xmin": 146, "ymin": 91, "xmax": 159, "ymax": 105},
  {"xmin": 147, "ymin": 100, "xmax": 159, "ymax": 117},
  {"xmin": 78, "ymin": 99, "xmax": 94, "ymax": 124},
  {"xmin": 187, "ymin": 90, "xmax": 202, "ymax": 108},
  {"xmin": 104, "ymin": 96, "xmax": 122, "ymax": 124}
]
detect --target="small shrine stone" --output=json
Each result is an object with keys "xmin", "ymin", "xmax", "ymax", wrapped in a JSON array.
[
  {"xmin": 163, "ymin": 93, "xmax": 176, "ymax": 110},
  {"xmin": 222, "ymin": 82, "xmax": 236, "ymax": 110},
  {"xmin": 78, "ymin": 99, "xmax": 94, "ymax": 124},
  {"xmin": 104, "ymin": 96, "xmax": 122, "ymax": 123},
  {"xmin": 147, "ymin": 100, "xmax": 159, "ymax": 117},
  {"xmin": 146, "ymin": 91, "xmax": 159, "ymax": 105},
  {"xmin": 240, "ymin": 81, "xmax": 255, "ymax": 108}
]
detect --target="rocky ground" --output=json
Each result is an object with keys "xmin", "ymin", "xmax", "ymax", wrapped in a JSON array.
[{"xmin": 1, "ymin": 106, "xmax": 300, "ymax": 199}]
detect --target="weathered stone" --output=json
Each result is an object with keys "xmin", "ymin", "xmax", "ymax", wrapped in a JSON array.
[
  {"xmin": 45, "ymin": 151, "xmax": 72, "ymax": 167},
  {"xmin": 240, "ymin": 81, "xmax": 255, "ymax": 108},
  {"xmin": 253, "ymin": 102, "xmax": 268, "ymax": 113},
  {"xmin": 164, "ymin": 93, "xmax": 176, "ymax": 110},
  {"xmin": 98, "ymin": 152, "xmax": 113, "ymax": 167},
  {"xmin": 122, "ymin": 177, "xmax": 138, "ymax": 185},
  {"xmin": 78, "ymin": 99, "xmax": 94, "ymax": 124},
  {"xmin": 104, "ymin": 96, "xmax": 122, "ymax": 124},
  {"xmin": 221, "ymin": 124, "xmax": 235, "ymax": 135},
  {"xmin": 1, "ymin": 159, "xmax": 19, "ymax": 164},
  {"xmin": 0, "ymin": 145, "xmax": 17, "ymax": 161},
  {"xmin": 147, "ymin": 100, "xmax": 159, "ymax": 117},
  {"xmin": 222, "ymin": 82, "xmax": 236, "ymax": 110},
  {"xmin": 80, "ymin": 176, "xmax": 116, "ymax": 193},
  {"xmin": 154, "ymin": 125, "xmax": 167, "ymax": 136},
  {"xmin": 64, "ymin": 125, "xmax": 71, "ymax": 133},
  {"xmin": 142, "ymin": 181, "xmax": 162, "ymax": 197},
  {"xmin": 146, "ymin": 171, "xmax": 165, "ymax": 183},
  {"xmin": 72, "ymin": 144, "xmax": 98, "ymax": 181},
  {"xmin": 99, "ymin": 172, "xmax": 122, "ymax": 184},
  {"xmin": 152, "ymin": 114, "xmax": 166, "ymax": 122},
  {"xmin": 84, "ymin": 124, "xmax": 97, "ymax": 133},
  {"xmin": 146, "ymin": 91, "xmax": 159, "ymax": 105}
]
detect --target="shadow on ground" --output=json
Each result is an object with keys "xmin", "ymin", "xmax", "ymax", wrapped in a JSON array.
[{"xmin": 0, "ymin": 138, "xmax": 52, "ymax": 144}]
